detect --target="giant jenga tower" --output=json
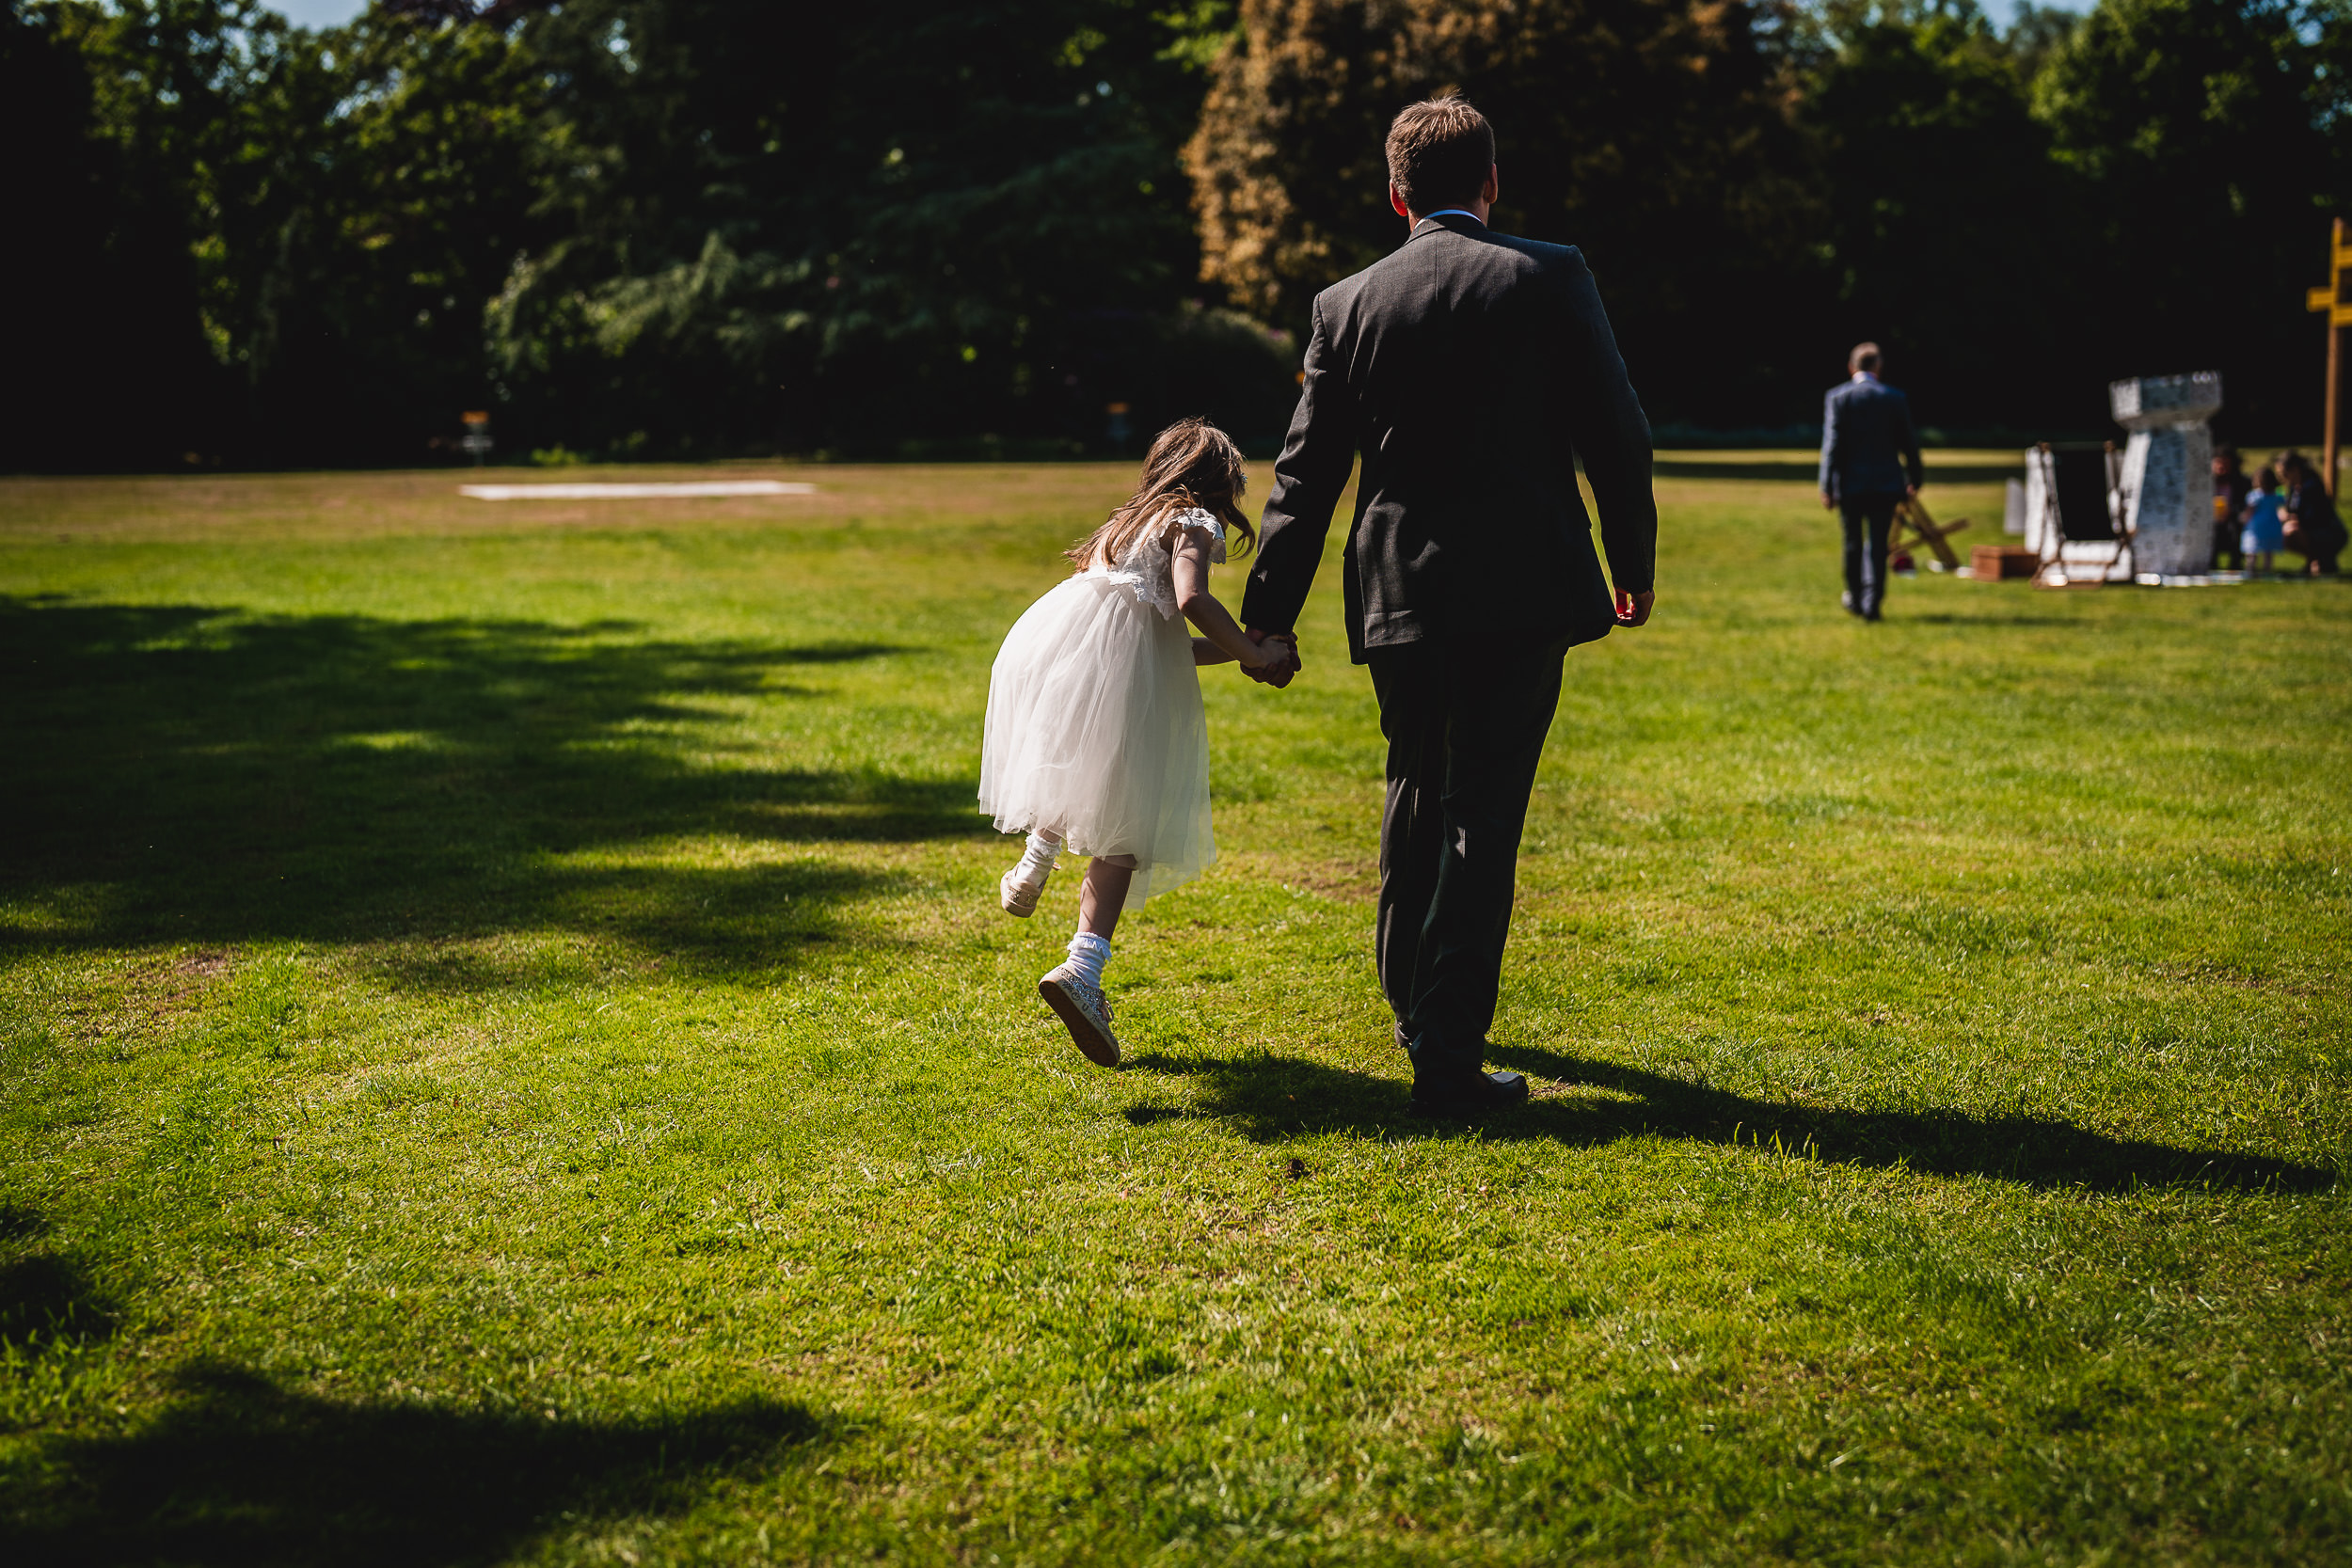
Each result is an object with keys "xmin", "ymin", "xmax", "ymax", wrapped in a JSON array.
[{"xmin": 2109, "ymin": 372, "xmax": 2222, "ymax": 578}]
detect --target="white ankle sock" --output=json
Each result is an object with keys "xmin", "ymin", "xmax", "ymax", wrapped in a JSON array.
[
  {"xmin": 1064, "ymin": 931, "xmax": 1110, "ymax": 989},
  {"xmin": 1011, "ymin": 832, "xmax": 1059, "ymax": 887},
  {"xmin": 1017, "ymin": 832, "xmax": 1059, "ymax": 877}
]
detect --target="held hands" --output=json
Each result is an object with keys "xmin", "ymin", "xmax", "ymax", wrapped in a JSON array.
[{"xmin": 1243, "ymin": 628, "xmax": 1300, "ymax": 688}]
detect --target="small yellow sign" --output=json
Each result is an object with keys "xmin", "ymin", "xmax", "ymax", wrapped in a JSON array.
[{"xmin": 2309, "ymin": 267, "xmax": 2352, "ymax": 327}]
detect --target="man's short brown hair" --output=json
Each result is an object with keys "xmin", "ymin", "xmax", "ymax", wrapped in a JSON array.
[
  {"xmin": 1386, "ymin": 97, "xmax": 1495, "ymax": 214},
  {"xmin": 1850, "ymin": 341, "xmax": 1882, "ymax": 373}
]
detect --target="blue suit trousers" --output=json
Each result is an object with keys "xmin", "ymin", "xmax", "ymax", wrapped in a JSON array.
[{"xmin": 1840, "ymin": 492, "xmax": 1902, "ymax": 618}]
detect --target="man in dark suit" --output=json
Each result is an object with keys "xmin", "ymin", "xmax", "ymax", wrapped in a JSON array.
[
  {"xmin": 1818, "ymin": 342, "xmax": 1924, "ymax": 621},
  {"xmin": 1239, "ymin": 97, "xmax": 1657, "ymax": 1116}
]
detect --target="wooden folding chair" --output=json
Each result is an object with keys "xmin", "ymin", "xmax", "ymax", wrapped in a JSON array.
[{"xmin": 1890, "ymin": 495, "xmax": 1969, "ymax": 571}]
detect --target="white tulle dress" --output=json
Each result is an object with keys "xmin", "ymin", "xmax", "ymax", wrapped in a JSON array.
[{"xmin": 977, "ymin": 508, "xmax": 1225, "ymax": 903}]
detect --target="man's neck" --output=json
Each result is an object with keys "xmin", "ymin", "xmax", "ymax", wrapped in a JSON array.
[{"xmin": 1413, "ymin": 204, "xmax": 1489, "ymax": 227}]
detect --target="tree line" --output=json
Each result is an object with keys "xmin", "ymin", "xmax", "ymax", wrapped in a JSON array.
[{"xmin": 3, "ymin": 0, "xmax": 2344, "ymax": 471}]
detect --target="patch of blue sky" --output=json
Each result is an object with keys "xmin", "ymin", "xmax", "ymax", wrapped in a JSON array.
[
  {"xmin": 264, "ymin": 0, "xmax": 371, "ymax": 28},
  {"xmin": 1996, "ymin": 0, "xmax": 2096, "ymax": 22}
]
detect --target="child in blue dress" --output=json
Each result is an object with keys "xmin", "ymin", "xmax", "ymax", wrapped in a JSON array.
[{"xmin": 2241, "ymin": 465, "xmax": 2284, "ymax": 576}]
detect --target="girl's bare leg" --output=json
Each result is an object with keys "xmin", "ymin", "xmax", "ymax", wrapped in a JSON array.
[{"xmin": 1079, "ymin": 855, "xmax": 1136, "ymax": 940}]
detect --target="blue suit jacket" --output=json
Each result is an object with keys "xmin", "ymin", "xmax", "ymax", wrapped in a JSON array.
[{"xmin": 1819, "ymin": 376, "xmax": 1923, "ymax": 500}]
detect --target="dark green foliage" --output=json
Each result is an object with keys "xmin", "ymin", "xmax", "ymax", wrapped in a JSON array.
[
  {"xmin": 2033, "ymin": 0, "xmax": 2349, "ymax": 429},
  {"xmin": 1799, "ymin": 1, "xmax": 2082, "ymax": 428},
  {"xmin": 1196, "ymin": 0, "xmax": 2348, "ymax": 434},
  {"xmin": 204, "ymin": 10, "xmax": 546, "ymax": 465},
  {"xmin": 1185, "ymin": 0, "xmax": 1821, "ymax": 429},
  {"xmin": 4, "ymin": 0, "xmax": 542, "ymax": 468},
  {"xmin": 4, "ymin": 0, "xmax": 1295, "ymax": 467},
  {"xmin": 1, "ymin": 1, "xmax": 259, "ymax": 470},
  {"xmin": 1797, "ymin": 0, "xmax": 2350, "ymax": 435},
  {"xmin": 488, "ymin": 0, "xmax": 1295, "ymax": 457},
  {"xmin": 4, "ymin": 0, "xmax": 2347, "ymax": 466}
]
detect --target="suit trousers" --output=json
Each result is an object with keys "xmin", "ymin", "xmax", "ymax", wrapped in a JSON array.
[
  {"xmin": 1369, "ymin": 637, "xmax": 1567, "ymax": 1062},
  {"xmin": 1839, "ymin": 492, "xmax": 1901, "ymax": 616}
]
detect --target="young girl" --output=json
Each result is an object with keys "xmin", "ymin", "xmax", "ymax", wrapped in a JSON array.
[
  {"xmin": 977, "ymin": 419, "xmax": 1295, "ymax": 1067},
  {"xmin": 2241, "ymin": 465, "xmax": 2285, "ymax": 576}
]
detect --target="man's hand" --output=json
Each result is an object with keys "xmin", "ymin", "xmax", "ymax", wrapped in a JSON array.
[
  {"xmin": 1821, "ymin": 490, "xmax": 1837, "ymax": 512},
  {"xmin": 1905, "ymin": 483, "xmax": 1919, "ymax": 501},
  {"xmin": 1248, "ymin": 641, "xmax": 1295, "ymax": 683},
  {"xmin": 1613, "ymin": 589, "xmax": 1654, "ymax": 627},
  {"xmin": 1245, "ymin": 627, "xmax": 1299, "ymax": 689}
]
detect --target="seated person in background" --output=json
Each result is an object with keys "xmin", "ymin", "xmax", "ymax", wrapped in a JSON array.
[
  {"xmin": 2278, "ymin": 452, "xmax": 2346, "ymax": 576},
  {"xmin": 2240, "ymin": 466, "xmax": 2284, "ymax": 576},
  {"xmin": 2212, "ymin": 446, "xmax": 2250, "ymax": 571}
]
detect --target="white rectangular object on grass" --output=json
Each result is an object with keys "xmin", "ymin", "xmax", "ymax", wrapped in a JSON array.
[
  {"xmin": 459, "ymin": 481, "xmax": 816, "ymax": 500},
  {"xmin": 2023, "ymin": 449, "xmax": 2135, "ymax": 582}
]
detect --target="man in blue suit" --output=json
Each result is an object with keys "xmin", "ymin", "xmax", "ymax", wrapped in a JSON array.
[{"xmin": 1818, "ymin": 342, "xmax": 1923, "ymax": 621}]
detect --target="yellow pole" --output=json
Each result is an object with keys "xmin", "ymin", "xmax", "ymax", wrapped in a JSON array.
[{"xmin": 2329, "ymin": 217, "xmax": 2344, "ymax": 498}]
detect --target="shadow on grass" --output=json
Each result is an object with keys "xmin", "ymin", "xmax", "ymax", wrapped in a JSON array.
[
  {"xmin": 1897, "ymin": 610, "xmax": 2081, "ymax": 626},
  {"xmin": 1652, "ymin": 458, "xmax": 2022, "ymax": 484},
  {"xmin": 0, "ymin": 597, "xmax": 989, "ymax": 979},
  {"xmin": 1123, "ymin": 1050, "xmax": 2336, "ymax": 1193},
  {"xmin": 0, "ymin": 1251, "xmax": 118, "ymax": 1346},
  {"xmin": 0, "ymin": 1361, "xmax": 834, "ymax": 1568},
  {"xmin": 0, "ymin": 1204, "xmax": 119, "ymax": 1348}
]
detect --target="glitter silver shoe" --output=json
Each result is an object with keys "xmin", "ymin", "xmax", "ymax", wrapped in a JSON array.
[
  {"xmin": 1000, "ymin": 862, "xmax": 1049, "ymax": 918},
  {"xmin": 1038, "ymin": 963, "xmax": 1120, "ymax": 1068}
]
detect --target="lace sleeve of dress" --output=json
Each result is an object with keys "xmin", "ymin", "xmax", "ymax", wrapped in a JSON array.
[{"xmin": 1169, "ymin": 505, "xmax": 1228, "ymax": 565}]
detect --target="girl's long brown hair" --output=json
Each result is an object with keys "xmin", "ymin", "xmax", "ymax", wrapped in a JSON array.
[{"xmin": 1068, "ymin": 417, "xmax": 1257, "ymax": 570}]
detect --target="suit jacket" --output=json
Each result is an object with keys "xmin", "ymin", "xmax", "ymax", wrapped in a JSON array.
[
  {"xmin": 1240, "ymin": 214, "xmax": 1656, "ymax": 662},
  {"xmin": 2285, "ymin": 477, "xmax": 2347, "ymax": 555},
  {"xmin": 1819, "ymin": 375, "xmax": 1923, "ymax": 500}
]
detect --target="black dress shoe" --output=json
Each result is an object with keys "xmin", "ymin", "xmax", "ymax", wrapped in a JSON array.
[
  {"xmin": 1398, "ymin": 1027, "xmax": 1530, "ymax": 1115},
  {"xmin": 1410, "ymin": 1068, "xmax": 1530, "ymax": 1116},
  {"xmin": 1407, "ymin": 1039, "xmax": 1531, "ymax": 1113}
]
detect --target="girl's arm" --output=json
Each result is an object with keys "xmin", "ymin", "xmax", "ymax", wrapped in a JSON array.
[
  {"xmin": 1173, "ymin": 527, "xmax": 1290, "ymax": 673},
  {"xmin": 1191, "ymin": 635, "xmax": 1237, "ymax": 667}
]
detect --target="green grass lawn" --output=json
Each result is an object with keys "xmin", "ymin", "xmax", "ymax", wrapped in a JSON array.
[{"xmin": 2, "ymin": 456, "xmax": 2346, "ymax": 1565}]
